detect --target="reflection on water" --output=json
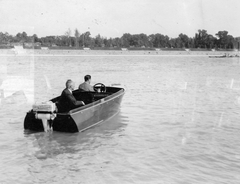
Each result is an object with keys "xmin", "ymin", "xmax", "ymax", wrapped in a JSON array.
[
  {"xmin": 1, "ymin": 55, "xmax": 240, "ymax": 183},
  {"xmin": 24, "ymin": 113, "xmax": 128, "ymax": 159}
]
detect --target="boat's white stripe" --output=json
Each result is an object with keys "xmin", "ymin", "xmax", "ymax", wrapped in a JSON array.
[{"xmin": 79, "ymin": 120, "xmax": 103, "ymax": 132}]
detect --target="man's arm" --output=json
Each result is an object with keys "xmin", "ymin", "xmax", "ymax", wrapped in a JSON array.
[{"xmin": 66, "ymin": 92, "xmax": 85, "ymax": 106}]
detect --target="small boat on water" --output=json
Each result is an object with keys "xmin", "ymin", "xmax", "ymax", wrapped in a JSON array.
[
  {"xmin": 24, "ymin": 84, "xmax": 125, "ymax": 133},
  {"xmin": 209, "ymin": 54, "xmax": 240, "ymax": 58},
  {"xmin": 209, "ymin": 55, "xmax": 227, "ymax": 58}
]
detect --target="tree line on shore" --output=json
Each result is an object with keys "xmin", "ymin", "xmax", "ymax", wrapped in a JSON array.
[{"xmin": 0, "ymin": 28, "xmax": 239, "ymax": 49}]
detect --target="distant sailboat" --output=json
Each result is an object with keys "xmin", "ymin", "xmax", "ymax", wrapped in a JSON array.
[{"xmin": 12, "ymin": 45, "xmax": 26, "ymax": 55}]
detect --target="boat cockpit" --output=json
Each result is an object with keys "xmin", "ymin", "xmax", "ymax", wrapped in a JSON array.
[{"xmin": 51, "ymin": 85, "xmax": 123, "ymax": 107}]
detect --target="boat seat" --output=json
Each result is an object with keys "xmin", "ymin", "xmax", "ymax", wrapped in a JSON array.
[{"xmin": 73, "ymin": 91, "xmax": 94, "ymax": 104}]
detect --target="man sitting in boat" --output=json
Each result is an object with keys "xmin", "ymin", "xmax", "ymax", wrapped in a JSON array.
[
  {"xmin": 58, "ymin": 79, "xmax": 85, "ymax": 112},
  {"xmin": 78, "ymin": 75, "xmax": 95, "ymax": 92}
]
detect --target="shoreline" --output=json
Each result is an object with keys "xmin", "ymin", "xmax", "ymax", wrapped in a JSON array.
[{"xmin": 0, "ymin": 49, "xmax": 239, "ymax": 56}]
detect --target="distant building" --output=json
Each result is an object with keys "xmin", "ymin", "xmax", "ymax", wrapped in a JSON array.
[
  {"xmin": 41, "ymin": 47, "xmax": 49, "ymax": 50},
  {"xmin": 35, "ymin": 42, "xmax": 41, "ymax": 47},
  {"xmin": 121, "ymin": 48, "xmax": 128, "ymax": 51},
  {"xmin": 12, "ymin": 43, "xmax": 23, "ymax": 46},
  {"xmin": 23, "ymin": 42, "xmax": 41, "ymax": 48},
  {"xmin": 24, "ymin": 43, "xmax": 34, "ymax": 48},
  {"xmin": 83, "ymin": 47, "xmax": 90, "ymax": 50}
]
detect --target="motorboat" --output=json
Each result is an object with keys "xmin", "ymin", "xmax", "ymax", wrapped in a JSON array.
[
  {"xmin": 209, "ymin": 54, "xmax": 239, "ymax": 58},
  {"xmin": 24, "ymin": 83, "xmax": 125, "ymax": 133}
]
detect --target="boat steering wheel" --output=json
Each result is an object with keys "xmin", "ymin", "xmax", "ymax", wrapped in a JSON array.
[{"xmin": 93, "ymin": 83, "xmax": 106, "ymax": 93}]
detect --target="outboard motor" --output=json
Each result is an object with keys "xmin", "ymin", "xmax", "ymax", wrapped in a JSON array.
[{"xmin": 32, "ymin": 101, "xmax": 56, "ymax": 132}]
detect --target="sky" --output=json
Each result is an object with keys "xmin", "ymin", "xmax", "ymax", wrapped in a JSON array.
[{"xmin": 0, "ymin": 0, "xmax": 240, "ymax": 38}]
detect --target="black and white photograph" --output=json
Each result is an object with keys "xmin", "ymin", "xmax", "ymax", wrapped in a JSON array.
[{"xmin": 0, "ymin": 0, "xmax": 240, "ymax": 183}]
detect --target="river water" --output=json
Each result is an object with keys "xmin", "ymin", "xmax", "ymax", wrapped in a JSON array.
[{"xmin": 1, "ymin": 54, "xmax": 240, "ymax": 184}]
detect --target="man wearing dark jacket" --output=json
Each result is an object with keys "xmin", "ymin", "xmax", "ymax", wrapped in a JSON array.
[{"xmin": 58, "ymin": 79, "xmax": 85, "ymax": 112}]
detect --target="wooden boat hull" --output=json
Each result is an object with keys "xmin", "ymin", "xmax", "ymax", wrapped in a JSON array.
[{"xmin": 24, "ymin": 87, "xmax": 125, "ymax": 133}]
